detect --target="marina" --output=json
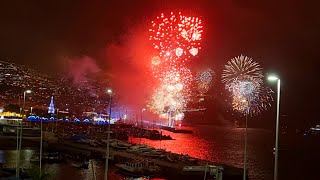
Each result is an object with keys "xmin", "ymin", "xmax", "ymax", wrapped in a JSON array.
[
  {"xmin": 51, "ymin": 134, "xmax": 243, "ymax": 179},
  {"xmin": 0, "ymin": 124, "xmax": 245, "ymax": 180}
]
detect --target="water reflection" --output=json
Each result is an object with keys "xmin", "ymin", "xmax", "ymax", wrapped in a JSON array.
[
  {"xmin": 130, "ymin": 126, "xmax": 273, "ymax": 179},
  {"xmin": 0, "ymin": 149, "xmax": 37, "ymax": 168}
]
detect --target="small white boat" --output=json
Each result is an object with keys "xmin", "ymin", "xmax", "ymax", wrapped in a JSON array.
[
  {"xmin": 127, "ymin": 145, "xmax": 154, "ymax": 153},
  {"xmin": 115, "ymin": 160, "xmax": 160, "ymax": 177},
  {"xmin": 142, "ymin": 149, "xmax": 165, "ymax": 158},
  {"xmin": 182, "ymin": 165, "xmax": 223, "ymax": 180}
]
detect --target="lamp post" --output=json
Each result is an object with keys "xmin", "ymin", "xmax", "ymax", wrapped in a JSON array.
[
  {"xmin": 243, "ymin": 105, "xmax": 249, "ymax": 180},
  {"xmin": 30, "ymin": 107, "xmax": 33, "ymax": 127},
  {"xmin": 40, "ymin": 113, "xmax": 43, "ymax": 179},
  {"xmin": 105, "ymin": 89, "xmax": 112, "ymax": 180},
  {"xmin": 140, "ymin": 108, "xmax": 146, "ymax": 144},
  {"xmin": 16, "ymin": 108, "xmax": 21, "ymax": 177},
  {"xmin": 29, "ymin": 107, "xmax": 33, "ymax": 128},
  {"xmin": 56, "ymin": 108, "xmax": 59, "ymax": 132},
  {"xmin": 17, "ymin": 90, "xmax": 31, "ymax": 177},
  {"xmin": 268, "ymin": 75, "xmax": 281, "ymax": 180}
]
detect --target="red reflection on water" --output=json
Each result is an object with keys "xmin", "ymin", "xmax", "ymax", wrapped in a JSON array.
[
  {"xmin": 128, "ymin": 126, "xmax": 274, "ymax": 180},
  {"xmin": 128, "ymin": 126, "xmax": 221, "ymax": 162}
]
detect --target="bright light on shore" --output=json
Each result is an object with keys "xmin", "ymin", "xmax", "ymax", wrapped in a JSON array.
[
  {"xmin": 268, "ymin": 76, "xmax": 279, "ymax": 81},
  {"xmin": 107, "ymin": 89, "xmax": 112, "ymax": 94},
  {"xmin": 25, "ymin": 90, "xmax": 32, "ymax": 93}
]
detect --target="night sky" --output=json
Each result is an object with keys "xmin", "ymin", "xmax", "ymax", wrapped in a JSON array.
[{"xmin": 0, "ymin": 0, "xmax": 319, "ymax": 129}]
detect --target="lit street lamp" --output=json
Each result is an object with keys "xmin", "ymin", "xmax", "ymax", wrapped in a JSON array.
[
  {"xmin": 17, "ymin": 90, "xmax": 32, "ymax": 177},
  {"xmin": 105, "ymin": 89, "xmax": 112, "ymax": 180},
  {"xmin": 268, "ymin": 75, "xmax": 281, "ymax": 180},
  {"xmin": 29, "ymin": 107, "xmax": 33, "ymax": 128}
]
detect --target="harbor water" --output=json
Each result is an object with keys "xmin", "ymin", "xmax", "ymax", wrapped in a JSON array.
[{"xmin": 1, "ymin": 125, "xmax": 315, "ymax": 180}]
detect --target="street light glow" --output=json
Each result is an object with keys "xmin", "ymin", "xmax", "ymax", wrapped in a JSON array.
[
  {"xmin": 267, "ymin": 73, "xmax": 281, "ymax": 180},
  {"xmin": 25, "ymin": 90, "xmax": 32, "ymax": 93},
  {"xmin": 107, "ymin": 89, "xmax": 112, "ymax": 94},
  {"xmin": 268, "ymin": 76, "xmax": 279, "ymax": 81}
]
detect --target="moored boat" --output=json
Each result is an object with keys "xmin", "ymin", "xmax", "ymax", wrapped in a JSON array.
[
  {"xmin": 182, "ymin": 165, "xmax": 223, "ymax": 180},
  {"xmin": 30, "ymin": 152, "xmax": 65, "ymax": 163},
  {"xmin": 71, "ymin": 161, "xmax": 89, "ymax": 169},
  {"xmin": 115, "ymin": 160, "xmax": 160, "ymax": 177}
]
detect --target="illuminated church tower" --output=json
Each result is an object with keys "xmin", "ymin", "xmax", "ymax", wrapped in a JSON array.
[{"xmin": 48, "ymin": 96, "xmax": 55, "ymax": 114}]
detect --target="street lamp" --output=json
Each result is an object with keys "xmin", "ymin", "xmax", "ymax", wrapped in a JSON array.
[
  {"xmin": 268, "ymin": 75, "xmax": 281, "ymax": 180},
  {"xmin": 29, "ymin": 107, "xmax": 33, "ymax": 128},
  {"xmin": 17, "ymin": 90, "xmax": 32, "ymax": 177},
  {"xmin": 56, "ymin": 108, "xmax": 59, "ymax": 132},
  {"xmin": 16, "ymin": 108, "xmax": 22, "ymax": 177},
  {"xmin": 105, "ymin": 89, "xmax": 112, "ymax": 180},
  {"xmin": 243, "ymin": 101, "xmax": 250, "ymax": 180},
  {"xmin": 140, "ymin": 108, "xmax": 146, "ymax": 144}
]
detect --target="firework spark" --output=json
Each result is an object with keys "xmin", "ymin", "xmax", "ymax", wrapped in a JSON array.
[
  {"xmin": 149, "ymin": 12, "xmax": 203, "ymax": 64},
  {"xmin": 148, "ymin": 12, "xmax": 203, "ymax": 123},
  {"xmin": 196, "ymin": 68, "xmax": 214, "ymax": 94},
  {"xmin": 231, "ymin": 85, "xmax": 273, "ymax": 115},
  {"xmin": 230, "ymin": 79, "xmax": 260, "ymax": 113},
  {"xmin": 222, "ymin": 55, "xmax": 263, "ymax": 85},
  {"xmin": 222, "ymin": 55, "xmax": 272, "ymax": 115},
  {"xmin": 249, "ymin": 86, "xmax": 274, "ymax": 114},
  {"xmin": 149, "ymin": 82, "xmax": 188, "ymax": 114}
]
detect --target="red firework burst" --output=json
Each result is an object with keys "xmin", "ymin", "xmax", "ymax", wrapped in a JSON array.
[
  {"xmin": 148, "ymin": 12, "xmax": 203, "ymax": 117},
  {"xmin": 149, "ymin": 12, "xmax": 203, "ymax": 64}
]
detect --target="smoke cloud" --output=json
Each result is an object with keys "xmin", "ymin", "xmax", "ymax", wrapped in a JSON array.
[
  {"xmin": 105, "ymin": 22, "xmax": 153, "ymax": 109},
  {"xmin": 66, "ymin": 56, "xmax": 101, "ymax": 85}
]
